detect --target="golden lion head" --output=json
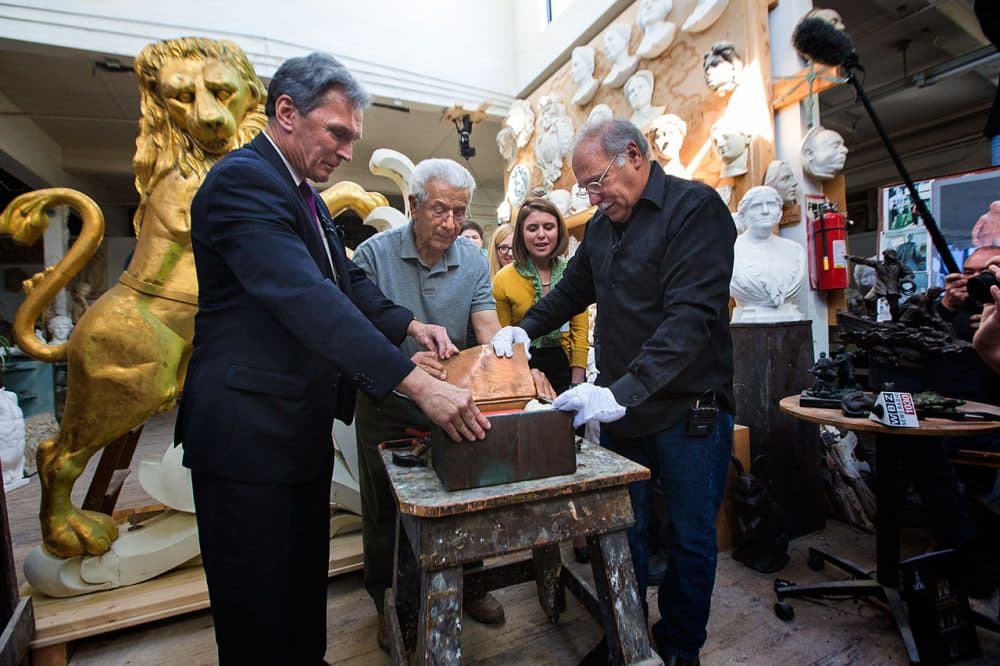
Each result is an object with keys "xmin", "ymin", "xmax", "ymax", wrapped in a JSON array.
[{"xmin": 132, "ymin": 38, "xmax": 267, "ymax": 200}]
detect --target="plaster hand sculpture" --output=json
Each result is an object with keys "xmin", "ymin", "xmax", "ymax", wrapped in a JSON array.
[
  {"xmin": 763, "ymin": 160, "xmax": 800, "ymax": 206},
  {"xmin": 801, "ymin": 125, "xmax": 848, "ymax": 180},
  {"xmin": 682, "ymin": 0, "xmax": 730, "ymax": 33},
  {"xmin": 971, "ymin": 201, "xmax": 1000, "ymax": 248},
  {"xmin": 636, "ymin": 0, "xmax": 677, "ymax": 60},
  {"xmin": 703, "ymin": 41, "xmax": 743, "ymax": 97},
  {"xmin": 648, "ymin": 113, "xmax": 688, "ymax": 178},
  {"xmin": 625, "ymin": 70, "xmax": 666, "ymax": 132},
  {"xmin": 588, "ymin": 104, "xmax": 614, "ymax": 124},
  {"xmin": 730, "ymin": 186, "xmax": 806, "ymax": 323},
  {"xmin": 507, "ymin": 164, "xmax": 532, "ymax": 207},
  {"xmin": 570, "ymin": 46, "xmax": 599, "ymax": 106},
  {"xmin": 712, "ymin": 119, "xmax": 752, "ymax": 179},
  {"xmin": 505, "ymin": 99, "xmax": 535, "ymax": 149},
  {"xmin": 496, "ymin": 126, "xmax": 517, "ymax": 172},
  {"xmin": 0, "ymin": 389, "xmax": 26, "ymax": 492},
  {"xmin": 601, "ymin": 23, "xmax": 639, "ymax": 89},
  {"xmin": 534, "ymin": 95, "xmax": 574, "ymax": 189}
]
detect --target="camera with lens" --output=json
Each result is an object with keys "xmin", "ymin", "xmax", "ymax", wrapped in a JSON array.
[{"xmin": 966, "ymin": 270, "xmax": 998, "ymax": 305}]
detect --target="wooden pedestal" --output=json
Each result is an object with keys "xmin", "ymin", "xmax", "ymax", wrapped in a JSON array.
[{"xmin": 731, "ymin": 321, "xmax": 825, "ymax": 538}]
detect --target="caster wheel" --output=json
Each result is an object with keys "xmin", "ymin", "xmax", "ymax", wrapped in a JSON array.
[
  {"xmin": 807, "ymin": 551, "xmax": 825, "ymax": 571},
  {"xmin": 774, "ymin": 601, "xmax": 795, "ymax": 621}
]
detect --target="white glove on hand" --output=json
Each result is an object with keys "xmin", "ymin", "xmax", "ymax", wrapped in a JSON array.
[
  {"xmin": 552, "ymin": 383, "xmax": 627, "ymax": 428},
  {"xmin": 491, "ymin": 325, "xmax": 532, "ymax": 360}
]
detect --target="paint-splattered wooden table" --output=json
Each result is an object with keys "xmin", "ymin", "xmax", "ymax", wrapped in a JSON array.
[{"xmin": 380, "ymin": 439, "xmax": 661, "ymax": 665}]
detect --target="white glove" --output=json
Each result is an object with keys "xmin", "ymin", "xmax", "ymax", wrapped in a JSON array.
[
  {"xmin": 491, "ymin": 325, "xmax": 532, "ymax": 360},
  {"xmin": 552, "ymin": 383, "xmax": 626, "ymax": 428}
]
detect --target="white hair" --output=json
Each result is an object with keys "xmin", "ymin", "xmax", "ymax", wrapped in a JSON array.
[{"xmin": 410, "ymin": 158, "xmax": 476, "ymax": 204}]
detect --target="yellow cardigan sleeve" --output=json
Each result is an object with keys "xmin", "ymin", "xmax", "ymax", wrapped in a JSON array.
[{"xmin": 564, "ymin": 308, "xmax": 590, "ymax": 369}]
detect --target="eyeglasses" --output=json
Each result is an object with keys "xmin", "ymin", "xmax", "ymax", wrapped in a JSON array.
[
  {"xmin": 496, "ymin": 244, "xmax": 514, "ymax": 256},
  {"xmin": 426, "ymin": 202, "xmax": 467, "ymax": 221},
  {"xmin": 581, "ymin": 152, "xmax": 624, "ymax": 195}
]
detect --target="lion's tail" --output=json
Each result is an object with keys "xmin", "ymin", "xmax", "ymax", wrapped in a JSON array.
[{"xmin": 0, "ymin": 188, "xmax": 105, "ymax": 363}]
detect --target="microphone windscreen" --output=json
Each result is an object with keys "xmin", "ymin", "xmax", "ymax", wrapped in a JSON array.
[{"xmin": 792, "ymin": 16, "xmax": 855, "ymax": 67}]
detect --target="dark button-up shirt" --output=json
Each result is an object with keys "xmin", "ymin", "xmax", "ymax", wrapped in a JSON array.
[{"xmin": 521, "ymin": 162, "xmax": 735, "ymax": 437}]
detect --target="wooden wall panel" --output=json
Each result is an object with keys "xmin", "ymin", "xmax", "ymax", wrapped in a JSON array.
[{"xmin": 508, "ymin": 0, "xmax": 775, "ymax": 213}]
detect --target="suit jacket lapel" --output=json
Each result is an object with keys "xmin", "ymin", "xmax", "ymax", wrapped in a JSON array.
[{"xmin": 248, "ymin": 135, "xmax": 335, "ymax": 281}]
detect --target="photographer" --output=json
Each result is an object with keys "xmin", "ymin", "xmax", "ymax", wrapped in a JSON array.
[{"xmin": 973, "ymin": 259, "xmax": 1000, "ymax": 374}]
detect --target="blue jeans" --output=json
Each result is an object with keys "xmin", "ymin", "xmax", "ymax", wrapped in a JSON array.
[{"xmin": 601, "ymin": 410, "xmax": 733, "ymax": 660}]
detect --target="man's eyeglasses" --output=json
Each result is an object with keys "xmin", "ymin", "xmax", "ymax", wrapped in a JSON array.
[
  {"xmin": 580, "ymin": 152, "xmax": 624, "ymax": 195},
  {"xmin": 496, "ymin": 244, "xmax": 514, "ymax": 256},
  {"xmin": 426, "ymin": 203, "xmax": 467, "ymax": 221}
]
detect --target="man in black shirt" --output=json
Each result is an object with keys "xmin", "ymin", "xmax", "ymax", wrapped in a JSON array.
[{"xmin": 493, "ymin": 118, "xmax": 735, "ymax": 665}]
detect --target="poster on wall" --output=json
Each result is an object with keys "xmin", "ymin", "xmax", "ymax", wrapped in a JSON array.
[
  {"xmin": 878, "ymin": 179, "xmax": 933, "ymax": 292},
  {"xmin": 929, "ymin": 166, "xmax": 1000, "ymax": 283}
]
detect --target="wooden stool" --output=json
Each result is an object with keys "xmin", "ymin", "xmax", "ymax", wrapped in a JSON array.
[{"xmin": 380, "ymin": 440, "xmax": 661, "ymax": 665}]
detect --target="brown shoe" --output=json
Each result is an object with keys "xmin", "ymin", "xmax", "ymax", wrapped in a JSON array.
[
  {"xmin": 376, "ymin": 612, "xmax": 390, "ymax": 653},
  {"xmin": 464, "ymin": 590, "xmax": 506, "ymax": 624}
]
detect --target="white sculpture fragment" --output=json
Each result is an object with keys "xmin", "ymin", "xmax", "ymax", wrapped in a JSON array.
[
  {"xmin": 505, "ymin": 99, "xmax": 535, "ymax": 149},
  {"xmin": 703, "ymin": 41, "xmax": 743, "ymax": 97},
  {"xmin": 508, "ymin": 164, "xmax": 532, "ymax": 207},
  {"xmin": 0, "ymin": 389, "xmax": 26, "ymax": 492},
  {"xmin": 570, "ymin": 46, "xmax": 599, "ymax": 106},
  {"xmin": 588, "ymin": 104, "xmax": 614, "ymax": 125},
  {"xmin": 601, "ymin": 23, "xmax": 639, "ymax": 88},
  {"xmin": 625, "ymin": 70, "xmax": 666, "ymax": 132},
  {"xmin": 533, "ymin": 96, "xmax": 575, "ymax": 189},
  {"xmin": 636, "ymin": 0, "xmax": 677, "ymax": 60},
  {"xmin": 682, "ymin": 0, "xmax": 731, "ymax": 33},
  {"xmin": 730, "ymin": 186, "xmax": 806, "ymax": 323},
  {"xmin": 648, "ymin": 113, "xmax": 687, "ymax": 178},
  {"xmin": 711, "ymin": 119, "xmax": 752, "ymax": 179},
  {"xmin": 801, "ymin": 125, "xmax": 849, "ymax": 180},
  {"xmin": 764, "ymin": 160, "xmax": 800, "ymax": 206},
  {"xmin": 496, "ymin": 126, "xmax": 517, "ymax": 172}
]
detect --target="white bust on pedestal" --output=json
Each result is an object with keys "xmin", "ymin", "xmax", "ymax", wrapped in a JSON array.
[
  {"xmin": 636, "ymin": 0, "xmax": 677, "ymax": 59},
  {"xmin": 648, "ymin": 113, "xmax": 687, "ymax": 178},
  {"xmin": 570, "ymin": 46, "xmax": 599, "ymax": 106},
  {"xmin": 730, "ymin": 186, "xmax": 806, "ymax": 323},
  {"xmin": 625, "ymin": 70, "xmax": 666, "ymax": 132},
  {"xmin": 711, "ymin": 119, "xmax": 752, "ymax": 179}
]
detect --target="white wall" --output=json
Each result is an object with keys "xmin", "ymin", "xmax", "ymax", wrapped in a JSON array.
[{"xmin": 0, "ymin": 1, "xmax": 518, "ymax": 113}]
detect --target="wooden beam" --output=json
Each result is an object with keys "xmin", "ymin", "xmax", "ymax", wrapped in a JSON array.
[{"xmin": 772, "ymin": 65, "xmax": 843, "ymax": 111}]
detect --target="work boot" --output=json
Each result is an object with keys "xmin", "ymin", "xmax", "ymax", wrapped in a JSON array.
[
  {"xmin": 376, "ymin": 612, "xmax": 390, "ymax": 654},
  {"xmin": 464, "ymin": 590, "xmax": 506, "ymax": 624}
]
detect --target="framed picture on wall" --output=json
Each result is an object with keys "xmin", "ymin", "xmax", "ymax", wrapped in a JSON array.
[{"xmin": 929, "ymin": 166, "xmax": 1000, "ymax": 283}]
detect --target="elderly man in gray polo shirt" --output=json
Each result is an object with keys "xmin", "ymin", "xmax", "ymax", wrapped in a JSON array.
[{"xmin": 352, "ymin": 158, "xmax": 506, "ymax": 648}]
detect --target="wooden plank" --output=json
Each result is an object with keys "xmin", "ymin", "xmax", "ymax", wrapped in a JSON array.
[
  {"xmin": 25, "ymin": 533, "xmax": 362, "ymax": 650},
  {"xmin": 0, "ymin": 597, "xmax": 33, "ymax": 666},
  {"xmin": 82, "ymin": 427, "xmax": 143, "ymax": 516},
  {"xmin": 28, "ymin": 642, "xmax": 67, "ymax": 666},
  {"xmin": 772, "ymin": 65, "xmax": 842, "ymax": 111}
]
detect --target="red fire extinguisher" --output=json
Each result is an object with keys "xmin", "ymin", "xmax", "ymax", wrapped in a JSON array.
[{"xmin": 807, "ymin": 200, "xmax": 849, "ymax": 290}]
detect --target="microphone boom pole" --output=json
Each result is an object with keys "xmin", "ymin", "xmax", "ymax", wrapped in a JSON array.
[{"xmin": 841, "ymin": 63, "xmax": 960, "ymax": 274}]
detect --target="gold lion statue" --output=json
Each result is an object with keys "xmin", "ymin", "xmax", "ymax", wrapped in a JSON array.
[{"xmin": 0, "ymin": 38, "xmax": 266, "ymax": 558}]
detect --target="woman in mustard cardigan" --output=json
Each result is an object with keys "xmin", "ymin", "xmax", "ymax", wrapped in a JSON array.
[{"xmin": 493, "ymin": 197, "xmax": 589, "ymax": 393}]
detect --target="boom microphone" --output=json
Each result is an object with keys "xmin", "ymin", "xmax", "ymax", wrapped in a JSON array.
[{"xmin": 792, "ymin": 17, "xmax": 857, "ymax": 68}]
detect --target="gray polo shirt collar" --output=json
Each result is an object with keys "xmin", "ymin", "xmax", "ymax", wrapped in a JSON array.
[{"xmin": 400, "ymin": 220, "xmax": 462, "ymax": 272}]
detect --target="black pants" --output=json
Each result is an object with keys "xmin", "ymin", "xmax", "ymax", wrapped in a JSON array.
[
  {"xmin": 192, "ymin": 470, "xmax": 331, "ymax": 665},
  {"xmin": 529, "ymin": 345, "xmax": 571, "ymax": 393}
]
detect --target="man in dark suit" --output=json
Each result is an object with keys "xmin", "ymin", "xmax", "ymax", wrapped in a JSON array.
[{"xmin": 176, "ymin": 52, "xmax": 489, "ymax": 664}]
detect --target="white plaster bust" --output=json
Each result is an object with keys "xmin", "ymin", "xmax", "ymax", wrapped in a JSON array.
[
  {"xmin": 47, "ymin": 314, "xmax": 73, "ymax": 344},
  {"xmin": 711, "ymin": 120, "xmax": 752, "ymax": 179},
  {"xmin": 505, "ymin": 100, "xmax": 535, "ymax": 149},
  {"xmin": 570, "ymin": 46, "xmax": 599, "ymax": 106},
  {"xmin": 648, "ymin": 113, "xmax": 687, "ymax": 178},
  {"xmin": 730, "ymin": 186, "xmax": 806, "ymax": 323},
  {"xmin": 637, "ymin": 0, "xmax": 677, "ymax": 60},
  {"xmin": 625, "ymin": 70, "xmax": 666, "ymax": 132},
  {"xmin": 601, "ymin": 23, "xmax": 639, "ymax": 89},
  {"xmin": 682, "ymin": 0, "xmax": 731, "ymax": 33},
  {"xmin": 534, "ymin": 95, "xmax": 574, "ymax": 188},
  {"xmin": 763, "ymin": 160, "xmax": 799, "ymax": 206},
  {"xmin": 703, "ymin": 41, "xmax": 743, "ymax": 97},
  {"xmin": 507, "ymin": 164, "xmax": 531, "ymax": 207},
  {"xmin": 496, "ymin": 127, "xmax": 516, "ymax": 172},
  {"xmin": 0, "ymin": 389, "xmax": 26, "ymax": 492},
  {"xmin": 588, "ymin": 104, "xmax": 614, "ymax": 124},
  {"xmin": 801, "ymin": 125, "xmax": 848, "ymax": 180}
]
